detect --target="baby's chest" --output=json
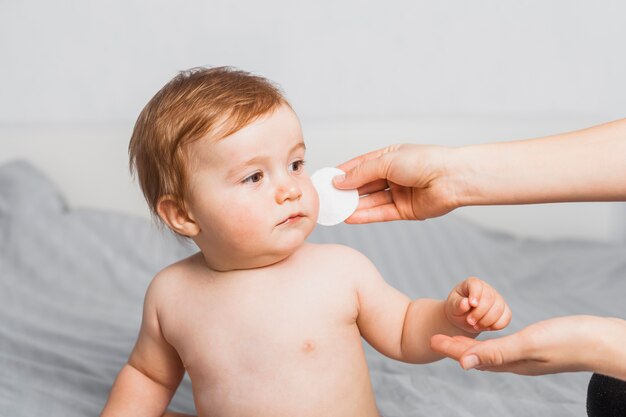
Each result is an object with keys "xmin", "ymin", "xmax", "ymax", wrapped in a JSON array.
[{"xmin": 163, "ymin": 283, "xmax": 360, "ymax": 377}]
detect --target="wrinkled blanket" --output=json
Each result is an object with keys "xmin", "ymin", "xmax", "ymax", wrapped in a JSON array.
[{"xmin": 1, "ymin": 160, "xmax": 624, "ymax": 416}]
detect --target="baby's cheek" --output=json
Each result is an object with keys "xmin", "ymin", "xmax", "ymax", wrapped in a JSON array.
[
  {"xmin": 227, "ymin": 202, "xmax": 266, "ymax": 233},
  {"xmin": 306, "ymin": 183, "xmax": 320, "ymax": 219},
  {"xmin": 311, "ymin": 189, "xmax": 320, "ymax": 216}
]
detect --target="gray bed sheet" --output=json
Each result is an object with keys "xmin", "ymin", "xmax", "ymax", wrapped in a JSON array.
[{"xmin": 1, "ymin": 160, "xmax": 624, "ymax": 416}]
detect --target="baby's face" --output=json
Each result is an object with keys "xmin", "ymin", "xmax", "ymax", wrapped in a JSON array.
[{"xmin": 184, "ymin": 104, "xmax": 319, "ymax": 270}]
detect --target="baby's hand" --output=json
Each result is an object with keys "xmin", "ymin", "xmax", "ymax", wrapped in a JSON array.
[{"xmin": 445, "ymin": 277, "xmax": 511, "ymax": 333}]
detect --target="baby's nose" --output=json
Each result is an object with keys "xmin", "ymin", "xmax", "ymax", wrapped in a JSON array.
[{"xmin": 275, "ymin": 177, "xmax": 302, "ymax": 203}]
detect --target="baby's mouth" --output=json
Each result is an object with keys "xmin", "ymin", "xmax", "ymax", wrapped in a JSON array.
[{"xmin": 277, "ymin": 213, "xmax": 305, "ymax": 226}]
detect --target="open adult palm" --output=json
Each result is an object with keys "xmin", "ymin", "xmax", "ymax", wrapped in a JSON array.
[{"xmin": 430, "ymin": 315, "xmax": 626, "ymax": 380}]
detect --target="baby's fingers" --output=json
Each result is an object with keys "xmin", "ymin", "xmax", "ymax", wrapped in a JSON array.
[
  {"xmin": 488, "ymin": 304, "xmax": 512, "ymax": 331},
  {"xmin": 466, "ymin": 286, "xmax": 495, "ymax": 327},
  {"xmin": 475, "ymin": 297, "xmax": 507, "ymax": 329},
  {"xmin": 459, "ymin": 277, "xmax": 484, "ymax": 308},
  {"xmin": 447, "ymin": 289, "xmax": 472, "ymax": 318}
]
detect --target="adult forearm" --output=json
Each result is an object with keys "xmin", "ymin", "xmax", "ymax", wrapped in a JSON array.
[
  {"xmin": 400, "ymin": 298, "xmax": 475, "ymax": 364},
  {"xmin": 451, "ymin": 118, "xmax": 626, "ymax": 207},
  {"xmin": 588, "ymin": 317, "xmax": 626, "ymax": 381},
  {"xmin": 100, "ymin": 363, "xmax": 175, "ymax": 417}
]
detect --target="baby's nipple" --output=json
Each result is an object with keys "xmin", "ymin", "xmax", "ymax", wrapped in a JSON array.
[{"xmin": 301, "ymin": 339, "xmax": 316, "ymax": 353}]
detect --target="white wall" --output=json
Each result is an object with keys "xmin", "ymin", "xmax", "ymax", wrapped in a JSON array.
[
  {"xmin": 2, "ymin": 0, "xmax": 626, "ymax": 123},
  {"xmin": 1, "ymin": 0, "xmax": 625, "ymax": 241}
]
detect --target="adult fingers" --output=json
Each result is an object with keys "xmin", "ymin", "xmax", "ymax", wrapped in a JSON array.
[
  {"xmin": 356, "ymin": 190, "xmax": 393, "ymax": 210},
  {"xmin": 357, "ymin": 179, "xmax": 389, "ymax": 196},
  {"xmin": 430, "ymin": 334, "xmax": 479, "ymax": 361},
  {"xmin": 431, "ymin": 334, "xmax": 532, "ymax": 374},
  {"xmin": 335, "ymin": 146, "xmax": 390, "ymax": 174},
  {"xmin": 459, "ymin": 333, "xmax": 525, "ymax": 370},
  {"xmin": 344, "ymin": 203, "xmax": 401, "ymax": 224},
  {"xmin": 334, "ymin": 149, "xmax": 394, "ymax": 190}
]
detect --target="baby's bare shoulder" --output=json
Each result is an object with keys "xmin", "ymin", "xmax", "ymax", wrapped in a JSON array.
[
  {"xmin": 145, "ymin": 252, "xmax": 206, "ymax": 302},
  {"xmin": 298, "ymin": 243, "xmax": 374, "ymax": 270}
]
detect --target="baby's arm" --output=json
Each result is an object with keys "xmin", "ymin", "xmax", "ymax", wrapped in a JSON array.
[
  {"xmin": 352, "ymin": 249, "xmax": 510, "ymax": 364},
  {"xmin": 100, "ymin": 275, "xmax": 187, "ymax": 417}
]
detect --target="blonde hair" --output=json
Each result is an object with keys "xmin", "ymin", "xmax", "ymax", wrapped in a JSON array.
[{"xmin": 129, "ymin": 66, "xmax": 288, "ymax": 226}]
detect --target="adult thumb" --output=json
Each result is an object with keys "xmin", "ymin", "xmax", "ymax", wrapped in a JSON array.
[{"xmin": 460, "ymin": 334, "xmax": 522, "ymax": 370}]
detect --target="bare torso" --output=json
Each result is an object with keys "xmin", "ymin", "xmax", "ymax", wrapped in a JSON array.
[{"xmin": 157, "ymin": 243, "xmax": 380, "ymax": 417}]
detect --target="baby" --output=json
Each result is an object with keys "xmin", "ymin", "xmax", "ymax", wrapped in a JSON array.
[{"xmin": 100, "ymin": 67, "xmax": 512, "ymax": 417}]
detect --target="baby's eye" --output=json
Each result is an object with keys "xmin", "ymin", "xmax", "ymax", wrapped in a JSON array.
[
  {"xmin": 242, "ymin": 171, "xmax": 263, "ymax": 184},
  {"xmin": 289, "ymin": 160, "xmax": 306, "ymax": 173}
]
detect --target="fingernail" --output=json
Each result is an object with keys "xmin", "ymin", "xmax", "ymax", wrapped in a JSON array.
[
  {"xmin": 467, "ymin": 317, "xmax": 476, "ymax": 325},
  {"xmin": 334, "ymin": 174, "xmax": 345, "ymax": 183},
  {"xmin": 462, "ymin": 355, "xmax": 480, "ymax": 370}
]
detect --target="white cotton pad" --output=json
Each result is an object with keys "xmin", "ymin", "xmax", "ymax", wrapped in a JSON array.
[{"xmin": 311, "ymin": 167, "xmax": 359, "ymax": 226}]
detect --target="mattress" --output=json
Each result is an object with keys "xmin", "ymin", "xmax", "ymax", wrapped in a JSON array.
[{"xmin": 1, "ymin": 160, "xmax": 624, "ymax": 416}]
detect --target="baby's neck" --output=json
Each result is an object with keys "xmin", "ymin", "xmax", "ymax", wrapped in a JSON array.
[{"xmin": 196, "ymin": 244, "xmax": 303, "ymax": 273}]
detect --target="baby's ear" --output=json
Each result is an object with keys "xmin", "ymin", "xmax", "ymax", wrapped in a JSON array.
[{"xmin": 156, "ymin": 195, "xmax": 200, "ymax": 237}]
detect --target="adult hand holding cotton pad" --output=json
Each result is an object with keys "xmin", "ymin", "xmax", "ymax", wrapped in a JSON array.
[{"xmin": 311, "ymin": 167, "xmax": 359, "ymax": 226}]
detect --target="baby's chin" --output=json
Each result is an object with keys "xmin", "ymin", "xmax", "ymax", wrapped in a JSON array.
[
  {"xmin": 269, "ymin": 236, "xmax": 309, "ymax": 261},
  {"xmin": 260, "ymin": 226, "xmax": 316, "ymax": 265},
  {"xmin": 217, "ymin": 216, "xmax": 319, "ymax": 270}
]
